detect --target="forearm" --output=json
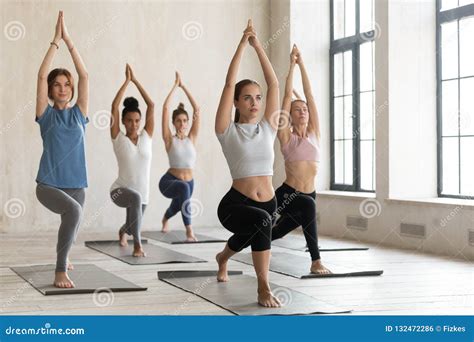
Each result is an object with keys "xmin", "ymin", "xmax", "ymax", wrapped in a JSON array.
[
  {"xmin": 112, "ymin": 81, "xmax": 129, "ymax": 109},
  {"xmin": 163, "ymin": 84, "xmax": 177, "ymax": 110},
  {"xmin": 285, "ymin": 64, "xmax": 295, "ymax": 97},
  {"xmin": 299, "ymin": 62, "xmax": 314, "ymax": 99},
  {"xmin": 65, "ymin": 39, "xmax": 88, "ymax": 78},
  {"xmin": 225, "ymin": 43, "xmax": 246, "ymax": 86},
  {"xmin": 181, "ymin": 85, "xmax": 198, "ymax": 111},
  {"xmin": 254, "ymin": 45, "xmax": 278, "ymax": 87},
  {"xmin": 38, "ymin": 44, "xmax": 58, "ymax": 78},
  {"xmin": 133, "ymin": 79, "xmax": 154, "ymax": 107}
]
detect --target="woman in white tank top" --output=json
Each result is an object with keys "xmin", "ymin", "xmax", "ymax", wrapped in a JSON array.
[
  {"xmin": 110, "ymin": 64, "xmax": 154, "ymax": 257},
  {"xmin": 159, "ymin": 72, "xmax": 200, "ymax": 242}
]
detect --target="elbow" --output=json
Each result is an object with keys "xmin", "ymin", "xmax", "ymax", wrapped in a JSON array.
[
  {"xmin": 148, "ymin": 101, "xmax": 155, "ymax": 108},
  {"xmin": 79, "ymin": 72, "xmax": 89, "ymax": 80},
  {"xmin": 268, "ymin": 80, "xmax": 280, "ymax": 89}
]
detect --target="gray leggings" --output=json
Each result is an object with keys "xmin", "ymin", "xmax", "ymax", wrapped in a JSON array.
[
  {"xmin": 36, "ymin": 183, "xmax": 85, "ymax": 272},
  {"xmin": 110, "ymin": 187, "xmax": 146, "ymax": 246}
]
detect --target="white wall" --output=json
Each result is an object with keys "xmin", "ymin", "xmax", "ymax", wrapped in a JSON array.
[{"xmin": 0, "ymin": 0, "xmax": 271, "ymax": 233}]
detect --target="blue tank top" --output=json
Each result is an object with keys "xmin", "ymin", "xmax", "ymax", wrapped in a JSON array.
[{"xmin": 36, "ymin": 104, "xmax": 89, "ymax": 188}]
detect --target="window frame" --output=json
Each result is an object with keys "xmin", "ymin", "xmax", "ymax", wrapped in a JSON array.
[
  {"xmin": 436, "ymin": 1, "xmax": 474, "ymax": 199},
  {"xmin": 330, "ymin": 0, "xmax": 376, "ymax": 192}
]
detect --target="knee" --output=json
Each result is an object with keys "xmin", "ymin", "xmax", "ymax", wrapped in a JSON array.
[
  {"xmin": 67, "ymin": 202, "xmax": 83, "ymax": 221},
  {"xmin": 129, "ymin": 191, "xmax": 142, "ymax": 207}
]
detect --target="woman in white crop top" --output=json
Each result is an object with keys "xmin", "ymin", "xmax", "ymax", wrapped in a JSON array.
[
  {"xmin": 214, "ymin": 20, "xmax": 282, "ymax": 308},
  {"xmin": 159, "ymin": 72, "xmax": 200, "ymax": 242},
  {"xmin": 110, "ymin": 64, "xmax": 154, "ymax": 257}
]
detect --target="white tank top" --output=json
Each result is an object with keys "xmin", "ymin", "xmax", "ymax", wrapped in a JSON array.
[
  {"xmin": 216, "ymin": 118, "xmax": 277, "ymax": 180},
  {"xmin": 110, "ymin": 130, "xmax": 152, "ymax": 204},
  {"xmin": 167, "ymin": 136, "xmax": 196, "ymax": 169}
]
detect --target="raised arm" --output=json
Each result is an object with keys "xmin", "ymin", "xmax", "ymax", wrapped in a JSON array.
[
  {"xmin": 129, "ymin": 65, "xmax": 155, "ymax": 137},
  {"xmin": 295, "ymin": 46, "xmax": 320, "ymax": 139},
  {"xmin": 36, "ymin": 11, "xmax": 62, "ymax": 118},
  {"xmin": 292, "ymin": 89, "xmax": 303, "ymax": 100},
  {"xmin": 61, "ymin": 13, "xmax": 88, "ymax": 116},
  {"xmin": 179, "ymin": 77, "xmax": 200, "ymax": 142},
  {"xmin": 110, "ymin": 65, "xmax": 131, "ymax": 139},
  {"xmin": 278, "ymin": 45, "xmax": 298, "ymax": 144},
  {"xmin": 215, "ymin": 20, "xmax": 252, "ymax": 134},
  {"xmin": 162, "ymin": 72, "xmax": 179, "ymax": 149},
  {"xmin": 248, "ymin": 21, "xmax": 280, "ymax": 130}
]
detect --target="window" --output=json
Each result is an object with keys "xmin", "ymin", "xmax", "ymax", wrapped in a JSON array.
[
  {"xmin": 330, "ymin": 0, "xmax": 376, "ymax": 192},
  {"xmin": 437, "ymin": 0, "xmax": 474, "ymax": 198}
]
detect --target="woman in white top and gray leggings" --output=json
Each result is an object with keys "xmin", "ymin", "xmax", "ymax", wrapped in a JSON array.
[
  {"xmin": 215, "ymin": 20, "xmax": 282, "ymax": 308},
  {"xmin": 159, "ymin": 72, "xmax": 200, "ymax": 242},
  {"xmin": 110, "ymin": 64, "xmax": 154, "ymax": 257}
]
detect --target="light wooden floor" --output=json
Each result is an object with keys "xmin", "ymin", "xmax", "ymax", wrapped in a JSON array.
[{"xmin": 1, "ymin": 227, "xmax": 473, "ymax": 315}]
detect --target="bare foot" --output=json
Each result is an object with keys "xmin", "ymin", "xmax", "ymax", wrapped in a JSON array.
[
  {"xmin": 215, "ymin": 252, "xmax": 229, "ymax": 282},
  {"xmin": 54, "ymin": 271, "xmax": 75, "ymax": 288},
  {"xmin": 310, "ymin": 259, "xmax": 332, "ymax": 274},
  {"xmin": 161, "ymin": 217, "xmax": 169, "ymax": 233},
  {"xmin": 185, "ymin": 228, "xmax": 197, "ymax": 242},
  {"xmin": 257, "ymin": 288, "xmax": 281, "ymax": 308},
  {"xmin": 133, "ymin": 245, "xmax": 146, "ymax": 257},
  {"xmin": 119, "ymin": 227, "xmax": 129, "ymax": 247},
  {"xmin": 67, "ymin": 258, "xmax": 74, "ymax": 270}
]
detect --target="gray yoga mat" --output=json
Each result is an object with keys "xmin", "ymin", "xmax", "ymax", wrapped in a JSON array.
[
  {"xmin": 10, "ymin": 264, "xmax": 147, "ymax": 295},
  {"xmin": 142, "ymin": 231, "xmax": 227, "ymax": 244},
  {"xmin": 272, "ymin": 235, "xmax": 369, "ymax": 252},
  {"xmin": 158, "ymin": 270, "xmax": 351, "ymax": 315},
  {"xmin": 85, "ymin": 240, "xmax": 206, "ymax": 265},
  {"xmin": 231, "ymin": 252, "xmax": 383, "ymax": 279}
]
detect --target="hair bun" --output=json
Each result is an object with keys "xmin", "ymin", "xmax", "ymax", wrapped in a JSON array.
[
  {"xmin": 177, "ymin": 102, "xmax": 185, "ymax": 110},
  {"xmin": 123, "ymin": 97, "xmax": 139, "ymax": 109}
]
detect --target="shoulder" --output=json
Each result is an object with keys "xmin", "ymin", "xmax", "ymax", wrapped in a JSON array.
[
  {"xmin": 216, "ymin": 121, "xmax": 235, "ymax": 141},
  {"xmin": 35, "ymin": 104, "xmax": 53, "ymax": 124}
]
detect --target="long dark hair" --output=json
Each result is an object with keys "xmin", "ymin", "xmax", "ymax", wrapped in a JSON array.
[
  {"xmin": 234, "ymin": 79, "xmax": 260, "ymax": 123},
  {"xmin": 122, "ymin": 97, "xmax": 141, "ymax": 119}
]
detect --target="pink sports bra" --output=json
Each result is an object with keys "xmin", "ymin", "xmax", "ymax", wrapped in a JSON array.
[{"xmin": 281, "ymin": 131, "xmax": 320, "ymax": 163}]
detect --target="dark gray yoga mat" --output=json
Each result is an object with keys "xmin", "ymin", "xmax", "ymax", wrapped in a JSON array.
[
  {"xmin": 231, "ymin": 252, "xmax": 383, "ymax": 279},
  {"xmin": 142, "ymin": 230, "xmax": 227, "ymax": 244},
  {"xmin": 10, "ymin": 264, "xmax": 147, "ymax": 295},
  {"xmin": 85, "ymin": 240, "xmax": 206, "ymax": 265},
  {"xmin": 272, "ymin": 234, "xmax": 369, "ymax": 252},
  {"xmin": 158, "ymin": 270, "xmax": 350, "ymax": 315}
]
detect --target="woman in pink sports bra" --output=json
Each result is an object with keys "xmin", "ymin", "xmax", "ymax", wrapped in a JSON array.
[{"xmin": 274, "ymin": 45, "xmax": 331, "ymax": 274}]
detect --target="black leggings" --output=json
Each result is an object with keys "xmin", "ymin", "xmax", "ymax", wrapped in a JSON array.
[
  {"xmin": 217, "ymin": 187, "xmax": 276, "ymax": 252},
  {"xmin": 240, "ymin": 183, "xmax": 321, "ymax": 260}
]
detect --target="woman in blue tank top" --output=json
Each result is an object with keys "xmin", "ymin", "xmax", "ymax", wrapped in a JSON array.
[{"xmin": 35, "ymin": 11, "xmax": 89, "ymax": 289}]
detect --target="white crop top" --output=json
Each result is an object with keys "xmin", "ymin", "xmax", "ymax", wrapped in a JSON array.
[
  {"xmin": 167, "ymin": 136, "xmax": 196, "ymax": 169},
  {"xmin": 216, "ymin": 118, "xmax": 277, "ymax": 180}
]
